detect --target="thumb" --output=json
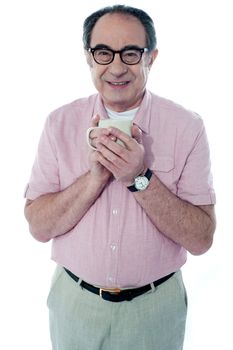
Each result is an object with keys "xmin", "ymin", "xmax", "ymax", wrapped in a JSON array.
[
  {"xmin": 91, "ymin": 114, "xmax": 100, "ymax": 127},
  {"xmin": 131, "ymin": 124, "xmax": 143, "ymax": 144}
]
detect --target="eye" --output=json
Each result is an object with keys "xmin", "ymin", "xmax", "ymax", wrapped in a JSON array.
[
  {"xmin": 95, "ymin": 49, "xmax": 112, "ymax": 61},
  {"xmin": 122, "ymin": 50, "xmax": 140, "ymax": 63},
  {"xmin": 124, "ymin": 50, "xmax": 139, "ymax": 57}
]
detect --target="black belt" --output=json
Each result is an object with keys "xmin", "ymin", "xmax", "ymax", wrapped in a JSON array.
[{"xmin": 64, "ymin": 268, "xmax": 175, "ymax": 302}]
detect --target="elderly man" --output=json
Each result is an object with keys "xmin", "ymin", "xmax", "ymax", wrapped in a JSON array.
[{"xmin": 24, "ymin": 5, "xmax": 216, "ymax": 350}]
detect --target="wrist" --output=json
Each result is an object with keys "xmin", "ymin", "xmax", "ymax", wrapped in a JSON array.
[
  {"xmin": 127, "ymin": 168, "xmax": 153, "ymax": 192},
  {"xmin": 122, "ymin": 166, "xmax": 147, "ymax": 187},
  {"xmin": 88, "ymin": 171, "xmax": 111, "ymax": 189}
]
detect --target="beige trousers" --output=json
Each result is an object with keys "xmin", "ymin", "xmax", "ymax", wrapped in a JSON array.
[{"xmin": 47, "ymin": 266, "xmax": 187, "ymax": 350}]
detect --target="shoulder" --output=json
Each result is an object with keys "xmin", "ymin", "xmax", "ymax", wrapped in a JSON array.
[
  {"xmin": 47, "ymin": 94, "xmax": 98, "ymax": 125},
  {"xmin": 149, "ymin": 92, "xmax": 204, "ymax": 133},
  {"xmin": 152, "ymin": 92, "xmax": 201, "ymax": 120}
]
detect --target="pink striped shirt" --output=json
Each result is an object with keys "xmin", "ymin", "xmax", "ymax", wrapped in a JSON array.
[{"xmin": 25, "ymin": 90, "xmax": 216, "ymax": 288}]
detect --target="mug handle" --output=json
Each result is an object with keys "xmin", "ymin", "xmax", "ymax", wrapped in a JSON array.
[{"xmin": 86, "ymin": 127, "xmax": 98, "ymax": 150}]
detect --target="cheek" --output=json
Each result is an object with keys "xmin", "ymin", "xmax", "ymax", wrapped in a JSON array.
[
  {"xmin": 90, "ymin": 67, "xmax": 104, "ymax": 86},
  {"xmin": 96, "ymin": 66, "xmax": 109, "ymax": 78},
  {"xmin": 134, "ymin": 66, "xmax": 149, "ymax": 83}
]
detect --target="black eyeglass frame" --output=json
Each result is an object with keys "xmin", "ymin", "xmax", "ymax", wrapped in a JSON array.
[{"xmin": 88, "ymin": 47, "xmax": 149, "ymax": 65}]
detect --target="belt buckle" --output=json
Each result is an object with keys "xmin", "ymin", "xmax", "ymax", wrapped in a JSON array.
[{"xmin": 99, "ymin": 287, "xmax": 121, "ymax": 298}]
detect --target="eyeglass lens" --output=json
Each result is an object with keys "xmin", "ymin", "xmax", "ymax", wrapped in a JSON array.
[{"xmin": 93, "ymin": 48, "xmax": 143, "ymax": 65}]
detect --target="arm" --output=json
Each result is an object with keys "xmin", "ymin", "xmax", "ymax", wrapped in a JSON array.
[
  {"xmin": 24, "ymin": 171, "xmax": 109, "ymax": 242},
  {"xmin": 94, "ymin": 125, "xmax": 216, "ymax": 255},
  {"xmin": 24, "ymin": 115, "xmax": 112, "ymax": 242},
  {"xmin": 132, "ymin": 174, "xmax": 216, "ymax": 255}
]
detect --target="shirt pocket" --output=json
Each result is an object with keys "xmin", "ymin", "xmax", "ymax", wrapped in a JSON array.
[{"xmin": 150, "ymin": 156, "xmax": 175, "ymax": 190}]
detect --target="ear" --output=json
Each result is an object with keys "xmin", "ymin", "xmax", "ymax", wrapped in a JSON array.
[
  {"xmin": 84, "ymin": 49, "xmax": 93, "ymax": 67},
  {"xmin": 148, "ymin": 49, "xmax": 159, "ymax": 69}
]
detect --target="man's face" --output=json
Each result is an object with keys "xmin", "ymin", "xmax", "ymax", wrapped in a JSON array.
[{"xmin": 86, "ymin": 13, "xmax": 158, "ymax": 112}]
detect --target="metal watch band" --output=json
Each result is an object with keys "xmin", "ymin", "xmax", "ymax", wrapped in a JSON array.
[{"xmin": 127, "ymin": 168, "xmax": 153, "ymax": 192}]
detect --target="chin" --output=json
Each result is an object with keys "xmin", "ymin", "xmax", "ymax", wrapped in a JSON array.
[
  {"xmin": 106, "ymin": 99, "xmax": 131, "ymax": 111},
  {"xmin": 104, "ymin": 92, "xmax": 136, "ymax": 108}
]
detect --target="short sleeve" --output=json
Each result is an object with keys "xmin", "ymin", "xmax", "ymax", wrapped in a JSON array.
[
  {"xmin": 177, "ymin": 119, "xmax": 216, "ymax": 205},
  {"xmin": 24, "ymin": 115, "xmax": 60, "ymax": 200}
]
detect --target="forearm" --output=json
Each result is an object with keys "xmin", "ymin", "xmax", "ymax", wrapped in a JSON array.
[
  {"xmin": 25, "ymin": 171, "xmax": 107, "ymax": 242},
  {"xmin": 92, "ymin": 125, "xmax": 216, "ymax": 254},
  {"xmin": 134, "ymin": 173, "xmax": 216, "ymax": 255}
]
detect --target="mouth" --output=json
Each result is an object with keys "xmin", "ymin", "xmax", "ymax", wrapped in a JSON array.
[{"xmin": 107, "ymin": 81, "xmax": 130, "ymax": 87}]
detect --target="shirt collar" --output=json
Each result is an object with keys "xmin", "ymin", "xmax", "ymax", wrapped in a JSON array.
[{"xmin": 133, "ymin": 90, "xmax": 152, "ymax": 134}]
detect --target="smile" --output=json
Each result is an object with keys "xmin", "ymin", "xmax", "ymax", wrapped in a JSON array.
[{"xmin": 108, "ymin": 81, "xmax": 130, "ymax": 86}]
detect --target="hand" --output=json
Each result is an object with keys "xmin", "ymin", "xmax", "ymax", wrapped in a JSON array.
[
  {"xmin": 94, "ymin": 124, "xmax": 146, "ymax": 186},
  {"xmin": 88, "ymin": 115, "xmax": 117, "ymax": 149},
  {"xmin": 88, "ymin": 115, "xmax": 113, "ymax": 184}
]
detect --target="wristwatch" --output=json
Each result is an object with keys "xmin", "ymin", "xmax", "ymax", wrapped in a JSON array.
[{"xmin": 127, "ymin": 168, "xmax": 153, "ymax": 192}]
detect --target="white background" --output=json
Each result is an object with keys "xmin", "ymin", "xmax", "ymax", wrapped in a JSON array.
[{"xmin": 0, "ymin": 0, "xmax": 232, "ymax": 349}]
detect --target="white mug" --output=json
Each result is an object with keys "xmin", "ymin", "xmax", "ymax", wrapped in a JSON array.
[{"xmin": 87, "ymin": 119, "xmax": 132, "ymax": 149}]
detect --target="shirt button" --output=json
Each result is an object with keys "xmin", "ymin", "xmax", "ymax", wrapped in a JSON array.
[
  {"xmin": 110, "ymin": 244, "xmax": 116, "ymax": 251},
  {"xmin": 108, "ymin": 277, "xmax": 113, "ymax": 282},
  {"xmin": 112, "ymin": 209, "xmax": 118, "ymax": 215}
]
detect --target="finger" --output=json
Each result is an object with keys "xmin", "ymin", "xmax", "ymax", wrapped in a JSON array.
[
  {"xmin": 96, "ymin": 148, "xmax": 125, "ymax": 174},
  {"xmin": 91, "ymin": 114, "xmax": 100, "ymax": 127},
  {"xmin": 108, "ymin": 127, "xmax": 133, "ymax": 149},
  {"xmin": 97, "ymin": 134, "xmax": 128, "ymax": 158},
  {"xmin": 88, "ymin": 117, "xmax": 113, "ymax": 150}
]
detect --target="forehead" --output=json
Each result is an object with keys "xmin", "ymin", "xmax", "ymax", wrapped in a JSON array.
[{"xmin": 90, "ymin": 13, "xmax": 147, "ymax": 48}]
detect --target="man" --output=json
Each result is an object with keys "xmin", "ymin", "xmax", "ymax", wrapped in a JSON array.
[{"xmin": 24, "ymin": 4, "xmax": 216, "ymax": 350}]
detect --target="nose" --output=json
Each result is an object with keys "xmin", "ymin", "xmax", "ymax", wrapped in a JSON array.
[{"xmin": 108, "ymin": 53, "xmax": 128, "ymax": 76}]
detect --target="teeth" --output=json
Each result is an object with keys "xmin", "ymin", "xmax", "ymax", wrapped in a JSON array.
[{"xmin": 111, "ymin": 82, "xmax": 127, "ymax": 86}]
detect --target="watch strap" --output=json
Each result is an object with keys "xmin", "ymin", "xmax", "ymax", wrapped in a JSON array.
[{"xmin": 127, "ymin": 168, "xmax": 153, "ymax": 192}]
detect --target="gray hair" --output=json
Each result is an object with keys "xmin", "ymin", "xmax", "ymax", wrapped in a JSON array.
[{"xmin": 83, "ymin": 4, "xmax": 157, "ymax": 51}]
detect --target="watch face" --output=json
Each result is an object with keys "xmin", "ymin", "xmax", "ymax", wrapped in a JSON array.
[{"xmin": 135, "ymin": 176, "xmax": 149, "ymax": 191}]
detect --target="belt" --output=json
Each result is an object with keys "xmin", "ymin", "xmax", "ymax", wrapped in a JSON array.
[{"xmin": 64, "ymin": 268, "xmax": 175, "ymax": 302}]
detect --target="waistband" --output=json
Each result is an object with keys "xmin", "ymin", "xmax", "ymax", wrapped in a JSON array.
[{"xmin": 64, "ymin": 268, "xmax": 175, "ymax": 302}]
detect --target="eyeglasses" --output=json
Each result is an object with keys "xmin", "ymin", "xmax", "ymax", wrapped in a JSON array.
[{"xmin": 88, "ymin": 47, "xmax": 149, "ymax": 65}]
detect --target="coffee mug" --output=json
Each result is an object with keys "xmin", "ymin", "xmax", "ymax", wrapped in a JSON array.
[{"xmin": 87, "ymin": 119, "xmax": 132, "ymax": 150}]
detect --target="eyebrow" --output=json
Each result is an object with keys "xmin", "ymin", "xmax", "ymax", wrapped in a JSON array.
[{"xmin": 91, "ymin": 44, "xmax": 144, "ymax": 51}]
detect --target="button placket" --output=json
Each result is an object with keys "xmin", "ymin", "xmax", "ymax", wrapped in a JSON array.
[
  {"xmin": 106, "ymin": 180, "xmax": 123, "ymax": 287},
  {"xmin": 107, "ymin": 207, "xmax": 120, "ymax": 287},
  {"xmin": 110, "ymin": 244, "xmax": 116, "ymax": 251},
  {"xmin": 112, "ymin": 208, "xmax": 118, "ymax": 216}
]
